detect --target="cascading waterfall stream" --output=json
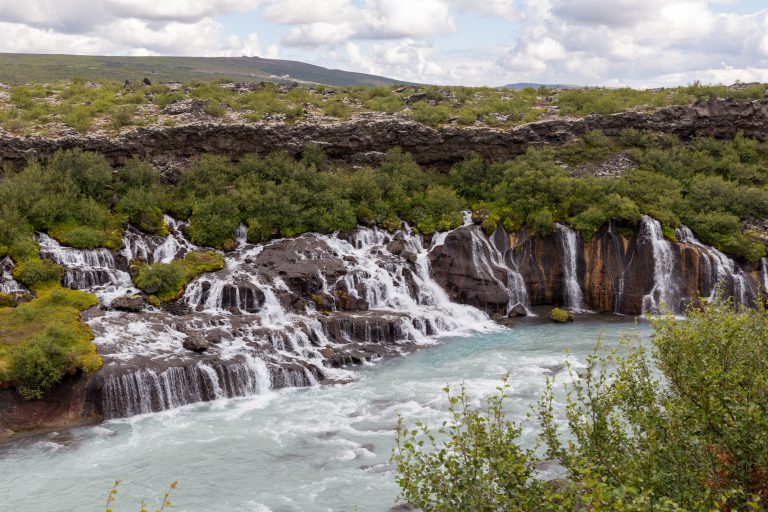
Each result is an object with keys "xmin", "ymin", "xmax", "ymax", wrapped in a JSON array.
[
  {"xmin": 556, "ymin": 224, "xmax": 584, "ymax": 310},
  {"xmin": 675, "ymin": 225, "xmax": 752, "ymax": 306},
  {"xmin": 466, "ymin": 226, "xmax": 530, "ymax": 314},
  {"xmin": 640, "ymin": 216, "xmax": 677, "ymax": 314},
  {"xmin": 0, "ymin": 256, "xmax": 22, "ymax": 293},
  {"xmin": 27, "ymin": 213, "xmax": 758, "ymax": 420},
  {"xmin": 37, "ymin": 233, "xmax": 135, "ymax": 301},
  {"xmin": 86, "ymin": 222, "xmax": 496, "ymax": 418},
  {"xmin": 762, "ymin": 258, "xmax": 768, "ymax": 295}
]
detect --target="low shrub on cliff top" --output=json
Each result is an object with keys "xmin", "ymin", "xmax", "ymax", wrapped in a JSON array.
[{"xmin": 394, "ymin": 300, "xmax": 768, "ymax": 510}]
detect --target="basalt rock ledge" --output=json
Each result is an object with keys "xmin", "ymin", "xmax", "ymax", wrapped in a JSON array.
[{"xmin": 1, "ymin": 98, "xmax": 767, "ymax": 169}]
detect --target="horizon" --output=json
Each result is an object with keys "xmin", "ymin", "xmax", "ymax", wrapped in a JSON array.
[{"xmin": 0, "ymin": 1, "xmax": 766, "ymax": 88}]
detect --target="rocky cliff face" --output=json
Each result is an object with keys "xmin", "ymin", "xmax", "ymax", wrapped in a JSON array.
[
  {"xmin": 429, "ymin": 218, "xmax": 764, "ymax": 316},
  {"xmin": 1, "ymin": 98, "xmax": 766, "ymax": 169}
]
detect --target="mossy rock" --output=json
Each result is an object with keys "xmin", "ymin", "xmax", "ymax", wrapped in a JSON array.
[{"xmin": 550, "ymin": 307, "xmax": 574, "ymax": 323}]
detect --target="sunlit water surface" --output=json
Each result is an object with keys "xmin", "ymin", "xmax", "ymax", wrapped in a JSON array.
[{"xmin": 0, "ymin": 318, "xmax": 648, "ymax": 512}]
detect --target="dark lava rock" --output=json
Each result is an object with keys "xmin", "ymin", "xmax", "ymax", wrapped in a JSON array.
[
  {"xmin": 182, "ymin": 335, "xmax": 209, "ymax": 353},
  {"xmin": 508, "ymin": 303, "xmax": 528, "ymax": 317},
  {"xmin": 4, "ymin": 98, "xmax": 766, "ymax": 171},
  {"xmin": 110, "ymin": 294, "xmax": 147, "ymax": 312}
]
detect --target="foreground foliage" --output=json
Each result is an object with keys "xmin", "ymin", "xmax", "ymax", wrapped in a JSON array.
[{"xmin": 393, "ymin": 301, "xmax": 768, "ymax": 510}]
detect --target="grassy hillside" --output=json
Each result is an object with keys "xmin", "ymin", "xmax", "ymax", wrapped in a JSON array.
[{"xmin": 0, "ymin": 53, "xmax": 402, "ymax": 87}]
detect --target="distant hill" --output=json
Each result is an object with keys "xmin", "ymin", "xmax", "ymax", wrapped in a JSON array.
[
  {"xmin": 502, "ymin": 82, "xmax": 580, "ymax": 89},
  {"xmin": 0, "ymin": 53, "xmax": 403, "ymax": 87}
]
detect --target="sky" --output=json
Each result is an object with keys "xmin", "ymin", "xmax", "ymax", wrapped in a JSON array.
[{"xmin": 0, "ymin": 0, "xmax": 767, "ymax": 87}]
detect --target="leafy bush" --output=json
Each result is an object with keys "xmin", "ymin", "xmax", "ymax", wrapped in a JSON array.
[
  {"xmin": 132, "ymin": 251, "xmax": 224, "ymax": 301},
  {"xmin": 11, "ymin": 335, "xmax": 70, "ymax": 399},
  {"xmin": 116, "ymin": 187, "xmax": 166, "ymax": 235},
  {"xmin": 0, "ymin": 283, "xmax": 99, "ymax": 397},
  {"xmin": 410, "ymin": 102, "xmax": 452, "ymax": 127},
  {"xmin": 394, "ymin": 301, "xmax": 768, "ymax": 510},
  {"xmin": 132, "ymin": 261, "xmax": 187, "ymax": 300},
  {"xmin": 186, "ymin": 195, "xmax": 240, "ymax": 248},
  {"xmin": 12, "ymin": 259, "xmax": 64, "ymax": 287}
]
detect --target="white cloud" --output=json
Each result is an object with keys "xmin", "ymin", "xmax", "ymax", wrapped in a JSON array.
[
  {"xmin": 284, "ymin": 23, "xmax": 356, "ymax": 47},
  {"xmin": 0, "ymin": 0, "xmax": 766, "ymax": 87},
  {"xmin": 278, "ymin": 0, "xmax": 456, "ymax": 46},
  {"xmin": 104, "ymin": 0, "xmax": 262, "ymax": 22}
]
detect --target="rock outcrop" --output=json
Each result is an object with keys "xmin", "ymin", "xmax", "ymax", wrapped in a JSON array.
[
  {"xmin": 429, "ymin": 220, "xmax": 764, "ymax": 316},
  {"xmin": 1, "ymin": 98, "xmax": 766, "ymax": 170}
]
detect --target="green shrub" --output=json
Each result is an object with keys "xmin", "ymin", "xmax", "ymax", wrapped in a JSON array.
[
  {"xmin": 0, "ymin": 283, "xmax": 100, "ymax": 396},
  {"xmin": 410, "ymin": 102, "xmax": 452, "ymax": 127},
  {"xmin": 133, "ymin": 262, "xmax": 187, "ymax": 300},
  {"xmin": 132, "ymin": 251, "xmax": 223, "ymax": 301},
  {"xmin": 116, "ymin": 187, "xmax": 166, "ymax": 235},
  {"xmin": 186, "ymin": 195, "xmax": 240, "ymax": 248},
  {"xmin": 11, "ymin": 336, "xmax": 70, "ymax": 399},
  {"xmin": 111, "ymin": 105, "xmax": 134, "ymax": 128},
  {"xmin": 395, "ymin": 301, "xmax": 768, "ymax": 510},
  {"xmin": 12, "ymin": 259, "xmax": 64, "ymax": 287}
]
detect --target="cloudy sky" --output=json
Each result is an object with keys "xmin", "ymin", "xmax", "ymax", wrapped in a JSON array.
[{"xmin": 1, "ymin": 0, "xmax": 767, "ymax": 87}]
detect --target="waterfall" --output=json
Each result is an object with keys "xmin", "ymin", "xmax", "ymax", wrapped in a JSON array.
[
  {"xmin": 675, "ymin": 226, "xmax": 752, "ymax": 307},
  {"xmin": 555, "ymin": 224, "xmax": 583, "ymax": 310},
  {"xmin": 321, "ymin": 227, "xmax": 491, "ymax": 337},
  {"xmin": 0, "ymin": 256, "xmax": 22, "ymax": 293},
  {"xmin": 100, "ymin": 358, "xmax": 281, "ymax": 419},
  {"xmin": 465, "ymin": 226, "xmax": 530, "ymax": 314},
  {"xmin": 37, "ymin": 233, "xmax": 134, "ymax": 298},
  {"xmin": 640, "ymin": 216, "xmax": 677, "ymax": 315},
  {"xmin": 122, "ymin": 215, "xmax": 197, "ymax": 264},
  {"xmin": 762, "ymin": 258, "xmax": 768, "ymax": 296}
]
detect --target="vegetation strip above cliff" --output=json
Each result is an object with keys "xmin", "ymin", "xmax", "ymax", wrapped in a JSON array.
[{"xmin": 0, "ymin": 78, "xmax": 765, "ymax": 136}]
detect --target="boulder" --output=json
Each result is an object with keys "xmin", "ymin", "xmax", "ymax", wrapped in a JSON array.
[
  {"xmin": 550, "ymin": 307, "xmax": 574, "ymax": 323},
  {"xmin": 402, "ymin": 250, "xmax": 418, "ymax": 264},
  {"xmin": 182, "ymin": 335, "xmax": 209, "ymax": 353},
  {"xmin": 508, "ymin": 303, "xmax": 528, "ymax": 318},
  {"xmin": 110, "ymin": 294, "xmax": 147, "ymax": 312}
]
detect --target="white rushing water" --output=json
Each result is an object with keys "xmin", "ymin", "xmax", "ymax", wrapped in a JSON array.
[
  {"xmin": 37, "ymin": 233, "xmax": 135, "ymax": 303},
  {"xmin": 466, "ymin": 226, "xmax": 530, "ymax": 314},
  {"xmin": 640, "ymin": 216, "xmax": 677, "ymax": 314},
  {"xmin": 40, "ymin": 220, "xmax": 500, "ymax": 419},
  {"xmin": 0, "ymin": 319, "xmax": 649, "ymax": 512},
  {"xmin": 556, "ymin": 223, "xmax": 584, "ymax": 311},
  {"xmin": 675, "ymin": 226, "xmax": 752, "ymax": 306},
  {"xmin": 762, "ymin": 258, "xmax": 768, "ymax": 295},
  {"xmin": 0, "ymin": 255, "xmax": 21, "ymax": 293}
]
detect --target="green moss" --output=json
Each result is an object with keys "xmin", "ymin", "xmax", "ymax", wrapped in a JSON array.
[
  {"xmin": 132, "ymin": 251, "xmax": 224, "ymax": 302},
  {"xmin": 0, "ymin": 293, "xmax": 16, "ymax": 308},
  {"xmin": 550, "ymin": 307, "xmax": 573, "ymax": 323}
]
